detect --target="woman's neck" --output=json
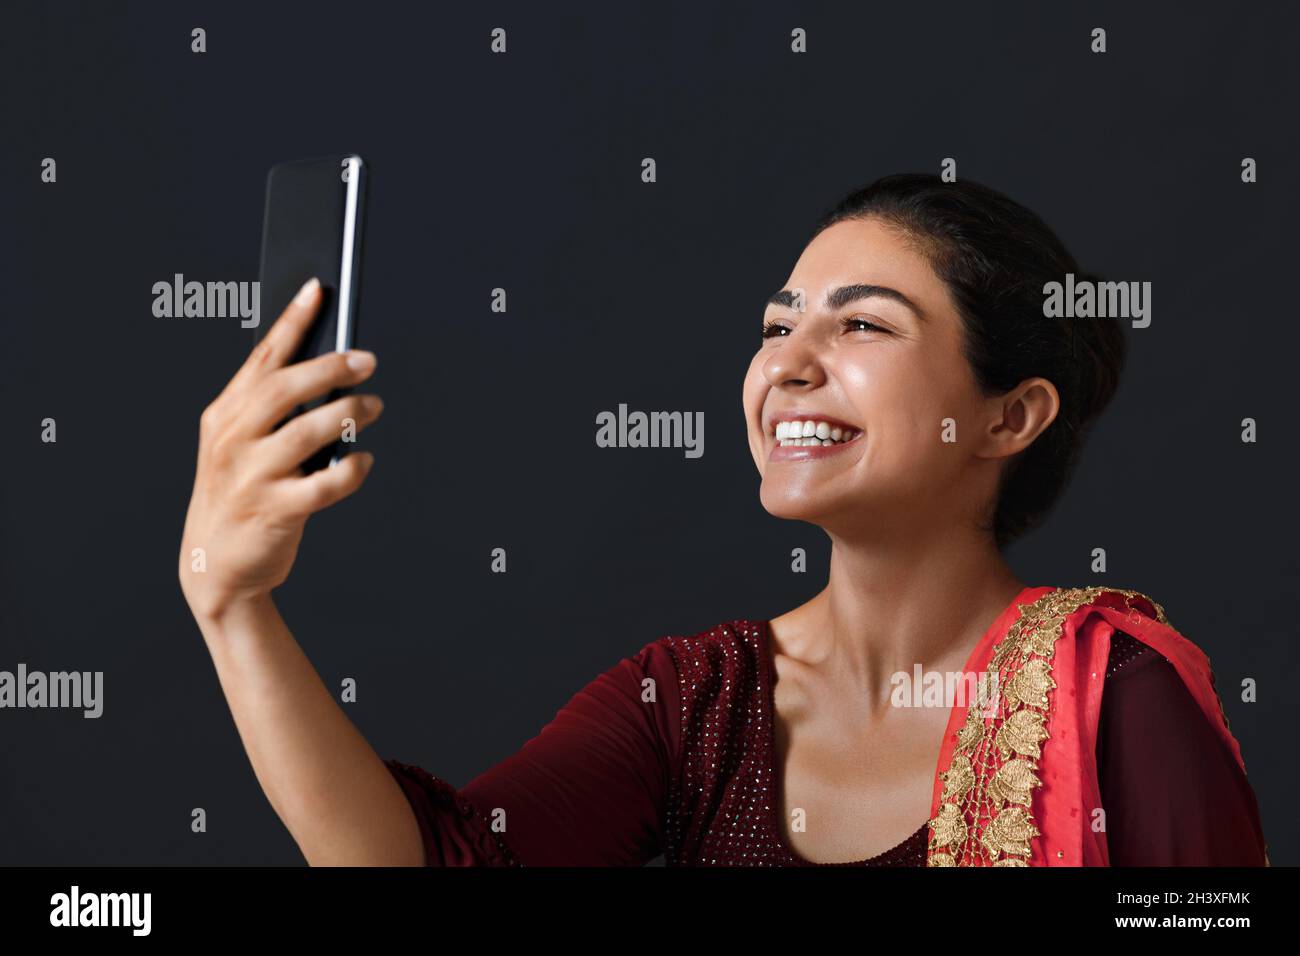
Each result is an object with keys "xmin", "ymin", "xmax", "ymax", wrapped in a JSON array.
[{"xmin": 791, "ymin": 524, "xmax": 1026, "ymax": 700}]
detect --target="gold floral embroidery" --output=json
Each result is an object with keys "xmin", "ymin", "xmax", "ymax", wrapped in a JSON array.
[{"xmin": 926, "ymin": 586, "xmax": 1169, "ymax": 866}]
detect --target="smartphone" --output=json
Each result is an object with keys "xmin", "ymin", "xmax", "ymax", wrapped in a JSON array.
[{"xmin": 256, "ymin": 154, "xmax": 368, "ymax": 472}]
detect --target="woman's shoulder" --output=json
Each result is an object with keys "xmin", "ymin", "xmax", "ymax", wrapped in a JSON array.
[
  {"xmin": 645, "ymin": 620, "xmax": 774, "ymax": 811},
  {"xmin": 1048, "ymin": 584, "xmax": 1227, "ymax": 670},
  {"xmin": 1027, "ymin": 584, "xmax": 1171, "ymax": 627},
  {"xmin": 1059, "ymin": 587, "xmax": 1249, "ymax": 775},
  {"xmin": 649, "ymin": 616, "xmax": 770, "ymax": 665},
  {"xmin": 638, "ymin": 617, "xmax": 772, "ymax": 709},
  {"xmin": 1029, "ymin": 584, "xmax": 1215, "ymax": 665}
]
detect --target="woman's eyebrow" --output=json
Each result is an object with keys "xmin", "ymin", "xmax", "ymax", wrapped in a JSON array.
[{"xmin": 766, "ymin": 284, "xmax": 926, "ymax": 322}]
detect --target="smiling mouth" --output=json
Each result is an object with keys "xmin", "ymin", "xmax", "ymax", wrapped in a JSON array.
[{"xmin": 773, "ymin": 419, "xmax": 862, "ymax": 447}]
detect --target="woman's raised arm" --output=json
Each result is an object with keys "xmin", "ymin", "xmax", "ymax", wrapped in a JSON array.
[{"xmin": 177, "ymin": 278, "xmax": 416, "ymax": 865}]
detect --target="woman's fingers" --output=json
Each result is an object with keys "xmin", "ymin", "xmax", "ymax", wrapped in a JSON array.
[
  {"xmin": 180, "ymin": 275, "xmax": 382, "ymax": 622},
  {"xmin": 240, "ymin": 348, "xmax": 377, "ymax": 438},
  {"xmin": 255, "ymin": 392, "xmax": 384, "ymax": 477},
  {"xmin": 274, "ymin": 451, "xmax": 376, "ymax": 519},
  {"xmin": 225, "ymin": 278, "xmax": 325, "ymax": 398}
]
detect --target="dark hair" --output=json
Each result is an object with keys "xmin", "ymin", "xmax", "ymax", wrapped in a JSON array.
[{"xmin": 810, "ymin": 173, "xmax": 1126, "ymax": 549}]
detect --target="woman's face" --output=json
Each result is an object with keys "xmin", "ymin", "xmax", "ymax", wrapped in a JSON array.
[{"xmin": 742, "ymin": 215, "xmax": 1005, "ymax": 540}]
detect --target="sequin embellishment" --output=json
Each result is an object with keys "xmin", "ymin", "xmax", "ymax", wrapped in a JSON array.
[{"xmin": 661, "ymin": 621, "xmax": 927, "ymax": 866}]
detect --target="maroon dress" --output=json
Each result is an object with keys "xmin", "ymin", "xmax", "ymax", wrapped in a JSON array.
[{"xmin": 384, "ymin": 619, "xmax": 1267, "ymax": 866}]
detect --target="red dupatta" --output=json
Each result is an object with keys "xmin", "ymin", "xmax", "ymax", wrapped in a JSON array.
[{"xmin": 925, "ymin": 585, "xmax": 1261, "ymax": 866}]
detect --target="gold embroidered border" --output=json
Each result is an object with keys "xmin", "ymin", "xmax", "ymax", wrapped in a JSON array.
[{"xmin": 926, "ymin": 586, "xmax": 1168, "ymax": 866}]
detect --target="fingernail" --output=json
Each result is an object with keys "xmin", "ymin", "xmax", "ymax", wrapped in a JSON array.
[
  {"xmin": 346, "ymin": 350, "xmax": 376, "ymax": 373},
  {"xmin": 362, "ymin": 394, "xmax": 383, "ymax": 414},
  {"xmin": 294, "ymin": 277, "xmax": 320, "ymax": 305}
]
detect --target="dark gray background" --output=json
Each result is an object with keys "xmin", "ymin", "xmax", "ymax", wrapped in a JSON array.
[{"xmin": 0, "ymin": 1, "xmax": 1294, "ymax": 865}]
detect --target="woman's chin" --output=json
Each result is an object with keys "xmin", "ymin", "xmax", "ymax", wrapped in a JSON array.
[{"xmin": 758, "ymin": 487, "xmax": 835, "ymax": 524}]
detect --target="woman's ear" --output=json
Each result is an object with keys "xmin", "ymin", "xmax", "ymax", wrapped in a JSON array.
[{"xmin": 977, "ymin": 377, "xmax": 1060, "ymax": 461}]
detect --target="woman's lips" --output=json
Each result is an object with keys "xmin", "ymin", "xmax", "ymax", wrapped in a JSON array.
[{"xmin": 768, "ymin": 430, "xmax": 864, "ymax": 461}]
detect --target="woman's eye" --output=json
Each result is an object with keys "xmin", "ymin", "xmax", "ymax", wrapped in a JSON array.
[
  {"xmin": 762, "ymin": 316, "xmax": 887, "ymax": 339},
  {"xmin": 842, "ymin": 315, "xmax": 886, "ymax": 334}
]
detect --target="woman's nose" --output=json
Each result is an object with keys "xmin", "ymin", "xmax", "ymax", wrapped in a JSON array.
[{"xmin": 763, "ymin": 331, "xmax": 825, "ymax": 389}]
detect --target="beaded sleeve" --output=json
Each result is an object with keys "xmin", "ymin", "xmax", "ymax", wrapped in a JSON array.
[{"xmin": 384, "ymin": 637, "xmax": 681, "ymax": 865}]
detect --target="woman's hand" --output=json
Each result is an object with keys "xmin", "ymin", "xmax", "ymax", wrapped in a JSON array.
[{"xmin": 178, "ymin": 277, "xmax": 383, "ymax": 624}]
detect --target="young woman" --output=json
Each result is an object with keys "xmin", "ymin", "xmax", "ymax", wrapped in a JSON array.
[{"xmin": 179, "ymin": 174, "xmax": 1268, "ymax": 867}]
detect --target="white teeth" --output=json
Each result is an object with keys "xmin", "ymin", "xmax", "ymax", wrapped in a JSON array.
[{"xmin": 773, "ymin": 419, "xmax": 859, "ymax": 447}]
